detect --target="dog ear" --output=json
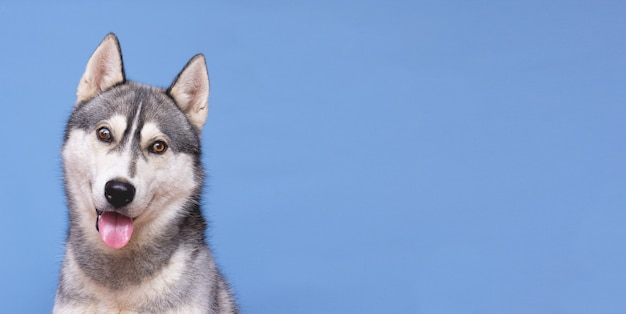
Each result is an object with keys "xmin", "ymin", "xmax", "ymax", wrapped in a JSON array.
[
  {"xmin": 76, "ymin": 33, "xmax": 125, "ymax": 104},
  {"xmin": 167, "ymin": 54, "xmax": 209, "ymax": 131}
]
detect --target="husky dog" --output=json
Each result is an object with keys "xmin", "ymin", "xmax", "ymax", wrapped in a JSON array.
[{"xmin": 54, "ymin": 33, "xmax": 237, "ymax": 313}]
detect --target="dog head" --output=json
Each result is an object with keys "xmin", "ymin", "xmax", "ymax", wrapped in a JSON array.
[{"xmin": 63, "ymin": 33, "xmax": 209, "ymax": 249}]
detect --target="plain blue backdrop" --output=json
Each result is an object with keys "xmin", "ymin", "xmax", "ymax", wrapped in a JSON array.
[{"xmin": 1, "ymin": 1, "xmax": 625, "ymax": 313}]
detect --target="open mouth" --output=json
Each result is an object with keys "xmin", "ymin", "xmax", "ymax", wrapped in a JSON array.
[{"xmin": 96, "ymin": 210, "xmax": 134, "ymax": 249}]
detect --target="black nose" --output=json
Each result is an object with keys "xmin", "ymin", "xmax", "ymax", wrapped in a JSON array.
[{"xmin": 104, "ymin": 180, "xmax": 136, "ymax": 208}]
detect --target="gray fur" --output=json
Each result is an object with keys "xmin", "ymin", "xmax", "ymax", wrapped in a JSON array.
[{"xmin": 55, "ymin": 34, "xmax": 237, "ymax": 313}]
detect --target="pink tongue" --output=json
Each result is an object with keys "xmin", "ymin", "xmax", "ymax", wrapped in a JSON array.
[{"xmin": 98, "ymin": 212, "xmax": 134, "ymax": 249}]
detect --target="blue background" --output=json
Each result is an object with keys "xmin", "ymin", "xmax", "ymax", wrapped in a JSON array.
[{"xmin": 1, "ymin": 1, "xmax": 625, "ymax": 313}]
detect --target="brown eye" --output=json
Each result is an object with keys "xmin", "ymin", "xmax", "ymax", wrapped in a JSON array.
[
  {"xmin": 97, "ymin": 127, "xmax": 112, "ymax": 142},
  {"xmin": 150, "ymin": 141, "xmax": 168, "ymax": 154}
]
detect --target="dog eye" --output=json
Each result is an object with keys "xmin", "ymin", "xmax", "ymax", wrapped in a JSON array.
[
  {"xmin": 97, "ymin": 127, "xmax": 112, "ymax": 142},
  {"xmin": 150, "ymin": 141, "xmax": 168, "ymax": 154}
]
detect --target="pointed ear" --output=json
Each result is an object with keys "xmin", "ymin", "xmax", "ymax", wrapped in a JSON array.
[
  {"xmin": 76, "ymin": 33, "xmax": 125, "ymax": 104},
  {"xmin": 167, "ymin": 54, "xmax": 209, "ymax": 131}
]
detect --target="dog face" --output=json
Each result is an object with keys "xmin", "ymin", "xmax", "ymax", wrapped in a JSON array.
[{"xmin": 62, "ymin": 34, "xmax": 210, "ymax": 249}]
